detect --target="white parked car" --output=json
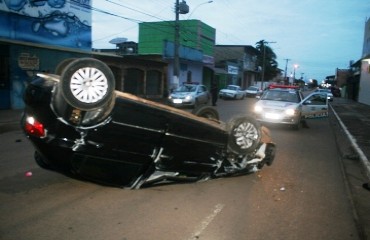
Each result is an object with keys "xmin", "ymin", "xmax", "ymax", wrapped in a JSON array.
[
  {"xmin": 315, "ymin": 88, "xmax": 334, "ymax": 102},
  {"xmin": 245, "ymin": 86, "xmax": 262, "ymax": 97},
  {"xmin": 219, "ymin": 85, "xmax": 245, "ymax": 100}
]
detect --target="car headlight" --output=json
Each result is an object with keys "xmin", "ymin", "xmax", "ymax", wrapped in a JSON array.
[
  {"xmin": 185, "ymin": 95, "xmax": 193, "ymax": 100},
  {"xmin": 254, "ymin": 105, "xmax": 263, "ymax": 113},
  {"xmin": 285, "ymin": 108, "xmax": 296, "ymax": 116}
]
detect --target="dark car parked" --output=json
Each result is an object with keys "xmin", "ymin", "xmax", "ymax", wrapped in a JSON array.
[{"xmin": 21, "ymin": 58, "xmax": 276, "ymax": 189}]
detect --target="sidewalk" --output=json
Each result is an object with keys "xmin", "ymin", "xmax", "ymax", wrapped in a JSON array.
[
  {"xmin": 329, "ymin": 97, "xmax": 370, "ymax": 240},
  {"xmin": 330, "ymin": 98, "xmax": 370, "ymax": 178}
]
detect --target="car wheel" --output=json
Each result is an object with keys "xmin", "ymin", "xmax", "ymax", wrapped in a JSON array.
[
  {"xmin": 34, "ymin": 151, "xmax": 52, "ymax": 169},
  {"xmin": 292, "ymin": 115, "xmax": 302, "ymax": 130},
  {"xmin": 192, "ymin": 105, "xmax": 220, "ymax": 120},
  {"xmin": 227, "ymin": 116, "xmax": 262, "ymax": 154},
  {"xmin": 194, "ymin": 99, "xmax": 200, "ymax": 108},
  {"xmin": 60, "ymin": 58, "xmax": 115, "ymax": 111}
]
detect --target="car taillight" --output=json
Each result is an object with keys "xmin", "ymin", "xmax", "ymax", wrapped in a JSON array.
[{"xmin": 25, "ymin": 116, "xmax": 47, "ymax": 138}]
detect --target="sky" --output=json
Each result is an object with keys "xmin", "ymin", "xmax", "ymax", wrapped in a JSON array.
[{"xmin": 92, "ymin": 0, "xmax": 369, "ymax": 81}]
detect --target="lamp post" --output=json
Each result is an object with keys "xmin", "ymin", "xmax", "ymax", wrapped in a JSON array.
[
  {"xmin": 187, "ymin": 1, "xmax": 213, "ymax": 19},
  {"xmin": 293, "ymin": 64, "xmax": 299, "ymax": 84},
  {"xmin": 173, "ymin": 0, "xmax": 189, "ymax": 90}
]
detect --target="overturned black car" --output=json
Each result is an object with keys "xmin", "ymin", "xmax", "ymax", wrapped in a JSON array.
[{"xmin": 21, "ymin": 58, "xmax": 276, "ymax": 189}]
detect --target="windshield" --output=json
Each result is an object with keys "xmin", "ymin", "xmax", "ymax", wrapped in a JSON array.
[
  {"xmin": 175, "ymin": 85, "xmax": 196, "ymax": 93},
  {"xmin": 227, "ymin": 86, "xmax": 238, "ymax": 91},
  {"xmin": 261, "ymin": 90, "xmax": 299, "ymax": 103}
]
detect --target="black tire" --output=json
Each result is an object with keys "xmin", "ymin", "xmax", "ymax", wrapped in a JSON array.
[
  {"xmin": 60, "ymin": 58, "xmax": 115, "ymax": 111},
  {"xmin": 54, "ymin": 58, "xmax": 77, "ymax": 75},
  {"xmin": 227, "ymin": 116, "xmax": 262, "ymax": 154},
  {"xmin": 192, "ymin": 105, "xmax": 220, "ymax": 120},
  {"xmin": 292, "ymin": 115, "xmax": 302, "ymax": 130},
  {"xmin": 193, "ymin": 99, "xmax": 200, "ymax": 109},
  {"xmin": 34, "ymin": 151, "xmax": 52, "ymax": 169}
]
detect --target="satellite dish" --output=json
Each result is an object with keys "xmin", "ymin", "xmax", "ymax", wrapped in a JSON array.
[{"xmin": 109, "ymin": 38, "xmax": 127, "ymax": 44}]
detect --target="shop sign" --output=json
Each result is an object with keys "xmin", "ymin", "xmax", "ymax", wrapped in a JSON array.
[
  {"xmin": 227, "ymin": 65, "xmax": 238, "ymax": 75},
  {"xmin": 18, "ymin": 53, "xmax": 39, "ymax": 70}
]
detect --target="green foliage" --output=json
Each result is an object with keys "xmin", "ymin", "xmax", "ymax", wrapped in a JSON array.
[{"xmin": 255, "ymin": 40, "xmax": 281, "ymax": 81}]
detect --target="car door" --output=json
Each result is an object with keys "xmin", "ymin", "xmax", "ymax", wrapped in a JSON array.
[
  {"xmin": 197, "ymin": 85, "xmax": 208, "ymax": 103},
  {"xmin": 236, "ymin": 86, "xmax": 243, "ymax": 98},
  {"xmin": 301, "ymin": 92, "xmax": 329, "ymax": 119}
]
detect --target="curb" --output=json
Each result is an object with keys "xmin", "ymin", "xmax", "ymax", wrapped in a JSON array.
[{"xmin": 330, "ymin": 104, "xmax": 370, "ymax": 179}]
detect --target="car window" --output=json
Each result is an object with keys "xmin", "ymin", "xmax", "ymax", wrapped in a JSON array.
[
  {"xmin": 176, "ymin": 85, "xmax": 196, "ymax": 92},
  {"xmin": 306, "ymin": 94, "xmax": 327, "ymax": 105},
  {"xmin": 261, "ymin": 90, "xmax": 299, "ymax": 103},
  {"xmin": 228, "ymin": 86, "xmax": 238, "ymax": 91}
]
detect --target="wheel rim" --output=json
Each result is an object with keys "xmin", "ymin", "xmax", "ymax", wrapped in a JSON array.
[
  {"xmin": 70, "ymin": 67, "xmax": 108, "ymax": 103},
  {"xmin": 232, "ymin": 122, "xmax": 259, "ymax": 150}
]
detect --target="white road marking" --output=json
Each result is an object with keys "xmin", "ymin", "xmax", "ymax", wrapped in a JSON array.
[{"xmin": 187, "ymin": 203, "xmax": 225, "ymax": 240}]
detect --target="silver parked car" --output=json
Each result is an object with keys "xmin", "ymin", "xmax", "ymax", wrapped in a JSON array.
[{"xmin": 168, "ymin": 84, "xmax": 210, "ymax": 108}]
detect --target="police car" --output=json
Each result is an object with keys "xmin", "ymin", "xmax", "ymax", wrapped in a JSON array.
[{"xmin": 254, "ymin": 85, "xmax": 329, "ymax": 130}]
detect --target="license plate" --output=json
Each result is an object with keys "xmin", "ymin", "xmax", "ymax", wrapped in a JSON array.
[
  {"xmin": 265, "ymin": 113, "xmax": 281, "ymax": 120},
  {"xmin": 173, "ymin": 99, "xmax": 183, "ymax": 104}
]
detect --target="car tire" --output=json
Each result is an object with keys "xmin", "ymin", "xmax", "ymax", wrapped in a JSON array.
[
  {"xmin": 227, "ymin": 116, "xmax": 262, "ymax": 154},
  {"xmin": 292, "ymin": 115, "xmax": 302, "ymax": 130},
  {"xmin": 194, "ymin": 99, "xmax": 200, "ymax": 109},
  {"xmin": 192, "ymin": 105, "xmax": 220, "ymax": 120},
  {"xmin": 54, "ymin": 58, "xmax": 77, "ymax": 75},
  {"xmin": 60, "ymin": 58, "xmax": 115, "ymax": 111}
]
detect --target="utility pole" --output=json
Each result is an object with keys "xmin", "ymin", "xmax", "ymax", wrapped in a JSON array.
[
  {"xmin": 173, "ymin": 0, "xmax": 189, "ymax": 90},
  {"xmin": 284, "ymin": 58, "xmax": 290, "ymax": 84}
]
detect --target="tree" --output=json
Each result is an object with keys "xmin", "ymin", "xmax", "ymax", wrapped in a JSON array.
[{"xmin": 255, "ymin": 40, "xmax": 280, "ymax": 81}]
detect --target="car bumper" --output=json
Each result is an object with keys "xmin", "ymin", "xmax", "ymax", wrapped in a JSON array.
[
  {"xmin": 168, "ymin": 98, "xmax": 195, "ymax": 106},
  {"xmin": 255, "ymin": 113, "xmax": 300, "ymax": 125},
  {"xmin": 219, "ymin": 93, "xmax": 236, "ymax": 99}
]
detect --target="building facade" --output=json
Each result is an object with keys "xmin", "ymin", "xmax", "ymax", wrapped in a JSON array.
[
  {"xmin": 0, "ymin": 1, "xmax": 92, "ymax": 109},
  {"xmin": 213, "ymin": 45, "xmax": 260, "ymax": 90},
  {"xmin": 138, "ymin": 20, "xmax": 216, "ymax": 92},
  {"xmin": 358, "ymin": 18, "xmax": 370, "ymax": 105}
]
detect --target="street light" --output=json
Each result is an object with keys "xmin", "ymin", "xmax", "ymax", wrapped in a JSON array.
[
  {"xmin": 293, "ymin": 64, "xmax": 299, "ymax": 84},
  {"xmin": 187, "ymin": 1, "xmax": 213, "ymax": 19}
]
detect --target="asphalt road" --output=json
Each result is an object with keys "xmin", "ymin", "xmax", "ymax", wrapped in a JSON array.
[{"xmin": 0, "ymin": 98, "xmax": 362, "ymax": 240}]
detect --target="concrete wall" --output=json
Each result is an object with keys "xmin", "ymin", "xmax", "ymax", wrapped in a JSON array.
[{"xmin": 358, "ymin": 59, "xmax": 370, "ymax": 105}]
